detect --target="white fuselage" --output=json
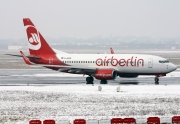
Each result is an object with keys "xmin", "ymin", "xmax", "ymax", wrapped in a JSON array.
[{"xmin": 56, "ymin": 54, "xmax": 177, "ymax": 75}]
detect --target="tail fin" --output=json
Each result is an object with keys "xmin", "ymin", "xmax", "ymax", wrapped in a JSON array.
[{"xmin": 23, "ymin": 18, "xmax": 55, "ymax": 56}]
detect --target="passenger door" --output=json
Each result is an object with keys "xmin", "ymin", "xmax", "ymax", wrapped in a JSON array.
[{"xmin": 148, "ymin": 58, "xmax": 153, "ymax": 68}]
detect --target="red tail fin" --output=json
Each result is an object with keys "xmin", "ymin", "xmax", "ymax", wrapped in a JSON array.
[{"xmin": 23, "ymin": 18, "xmax": 55, "ymax": 56}]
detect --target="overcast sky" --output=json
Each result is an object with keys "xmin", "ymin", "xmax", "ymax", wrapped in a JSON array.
[{"xmin": 0, "ymin": 0, "xmax": 180, "ymax": 39}]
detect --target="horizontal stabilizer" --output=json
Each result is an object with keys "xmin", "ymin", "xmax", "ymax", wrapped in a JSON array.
[
  {"xmin": 20, "ymin": 51, "xmax": 33, "ymax": 65},
  {"xmin": 5, "ymin": 54, "xmax": 41, "ymax": 60}
]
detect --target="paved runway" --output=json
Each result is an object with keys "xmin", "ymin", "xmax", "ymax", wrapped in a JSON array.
[{"xmin": 0, "ymin": 69, "xmax": 180, "ymax": 85}]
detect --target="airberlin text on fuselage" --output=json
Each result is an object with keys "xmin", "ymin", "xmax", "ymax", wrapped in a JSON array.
[{"xmin": 96, "ymin": 56, "xmax": 144, "ymax": 67}]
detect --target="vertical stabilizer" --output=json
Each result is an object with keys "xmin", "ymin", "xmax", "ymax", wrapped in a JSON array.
[{"xmin": 23, "ymin": 18, "xmax": 55, "ymax": 56}]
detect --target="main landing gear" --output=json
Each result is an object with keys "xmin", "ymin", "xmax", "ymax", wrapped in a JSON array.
[
  {"xmin": 155, "ymin": 77, "xmax": 159, "ymax": 85},
  {"xmin": 86, "ymin": 76, "xmax": 108, "ymax": 84},
  {"xmin": 86, "ymin": 76, "xmax": 94, "ymax": 84}
]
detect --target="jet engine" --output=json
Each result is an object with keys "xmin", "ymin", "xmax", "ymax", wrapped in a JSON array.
[{"xmin": 94, "ymin": 69, "xmax": 117, "ymax": 80}]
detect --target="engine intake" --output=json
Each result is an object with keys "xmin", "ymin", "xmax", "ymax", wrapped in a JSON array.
[{"xmin": 94, "ymin": 69, "xmax": 117, "ymax": 80}]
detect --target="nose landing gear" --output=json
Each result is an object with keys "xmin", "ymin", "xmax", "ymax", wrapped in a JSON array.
[
  {"xmin": 154, "ymin": 74, "xmax": 166, "ymax": 85},
  {"xmin": 155, "ymin": 77, "xmax": 159, "ymax": 85}
]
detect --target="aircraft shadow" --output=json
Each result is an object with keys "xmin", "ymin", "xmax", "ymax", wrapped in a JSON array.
[{"xmin": 111, "ymin": 80, "xmax": 140, "ymax": 85}]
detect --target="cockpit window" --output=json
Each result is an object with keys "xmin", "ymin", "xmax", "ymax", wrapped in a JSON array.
[{"xmin": 159, "ymin": 60, "xmax": 169, "ymax": 63}]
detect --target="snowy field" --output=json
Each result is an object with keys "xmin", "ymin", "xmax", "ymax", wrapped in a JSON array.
[
  {"xmin": 0, "ymin": 84, "xmax": 180, "ymax": 124},
  {"xmin": 0, "ymin": 69, "xmax": 180, "ymax": 123}
]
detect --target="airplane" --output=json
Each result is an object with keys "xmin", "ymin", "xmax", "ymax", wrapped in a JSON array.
[{"xmin": 19, "ymin": 18, "xmax": 177, "ymax": 85}]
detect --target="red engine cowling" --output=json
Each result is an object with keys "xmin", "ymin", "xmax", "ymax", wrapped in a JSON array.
[{"xmin": 94, "ymin": 69, "xmax": 117, "ymax": 80}]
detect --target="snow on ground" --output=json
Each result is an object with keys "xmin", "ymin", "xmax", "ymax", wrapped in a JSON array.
[{"xmin": 0, "ymin": 84, "xmax": 180, "ymax": 123}]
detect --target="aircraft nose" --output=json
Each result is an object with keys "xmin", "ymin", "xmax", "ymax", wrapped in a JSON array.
[{"xmin": 170, "ymin": 63, "xmax": 177, "ymax": 71}]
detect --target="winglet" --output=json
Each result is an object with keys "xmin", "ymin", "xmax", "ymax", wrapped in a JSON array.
[
  {"xmin": 20, "ymin": 51, "xmax": 33, "ymax": 65},
  {"xmin": 110, "ymin": 47, "xmax": 115, "ymax": 54}
]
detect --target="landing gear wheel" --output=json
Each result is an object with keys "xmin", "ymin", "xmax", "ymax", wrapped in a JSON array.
[
  {"xmin": 86, "ymin": 76, "xmax": 94, "ymax": 84},
  {"xmin": 155, "ymin": 77, "xmax": 159, "ymax": 85},
  {"xmin": 100, "ymin": 79, "xmax": 107, "ymax": 84}
]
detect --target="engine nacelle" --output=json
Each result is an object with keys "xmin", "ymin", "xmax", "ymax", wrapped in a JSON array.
[
  {"xmin": 94, "ymin": 69, "xmax": 117, "ymax": 80},
  {"xmin": 119, "ymin": 73, "xmax": 139, "ymax": 78}
]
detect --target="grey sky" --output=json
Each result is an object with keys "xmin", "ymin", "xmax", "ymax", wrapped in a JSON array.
[{"xmin": 0, "ymin": 0, "xmax": 180, "ymax": 39}]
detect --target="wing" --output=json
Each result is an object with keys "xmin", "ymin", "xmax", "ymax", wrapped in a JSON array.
[{"xmin": 44, "ymin": 65, "xmax": 96, "ymax": 75}]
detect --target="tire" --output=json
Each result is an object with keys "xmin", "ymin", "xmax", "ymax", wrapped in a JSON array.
[
  {"xmin": 155, "ymin": 78, "xmax": 159, "ymax": 85},
  {"xmin": 90, "ymin": 76, "xmax": 94, "ymax": 82},
  {"xmin": 155, "ymin": 78, "xmax": 159, "ymax": 82},
  {"xmin": 86, "ymin": 77, "xmax": 94, "ymax": 84}
]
